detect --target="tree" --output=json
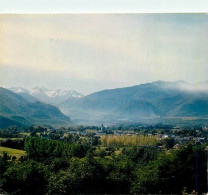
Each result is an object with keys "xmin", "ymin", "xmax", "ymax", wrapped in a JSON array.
[
  {"xmin": 97, "ymin": 149, "xmax": 106, "ymax": 158},
  {"xmin": 47, "ymin": 157, "xmax": 107, "ymax": 194},
  {"xmin": 162, "ymin": 138, "xmax": 175, "ymax": 149},
  {"xmin": 30, "ymin": 130, "xmax": 37, "ymax": 137},
  {"xmin": 2, "ymin": 160, "xmax": 49, "ymax": 195},
  {"xmin": 107, "ymin": 155, "xmax": 134, "ymax": 194},
  {"xmin": 92, "ymin": 136, "xmax": 99, "ymax": 146},
  {"xmin": 131, "ymin": 161, "xmax": 159, "ymax": 194},
  {"xmin": 131, "ymin": 144, "xmax": 207, "ymax": 194},
  {"xmin": 49, "ymin": 157, "xmax": 70, "ymax": 173}
]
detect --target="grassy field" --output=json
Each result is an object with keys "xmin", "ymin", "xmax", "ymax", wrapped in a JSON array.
[
  {"xmin": 95, "ymin": 146, "xmax": 123, "ymax": 157},
  {"xmin": 20, "ymin": 132, "xmax": 30, "ymax": 136},
  {"xmin": 0, "ymin": 147, "xmax": 26, "ymax": 158},
  {"xmin": 0, "ymin": 138, "xmax": 23, "ymax": 141}
]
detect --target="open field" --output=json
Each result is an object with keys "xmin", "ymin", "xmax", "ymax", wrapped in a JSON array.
[
  {"xmin": 95, "ymin": 146, "xmax": 124, "ymax": 157},
  {"xmin": 19, "ymin": 132, "xmax": 30, "ymax": 136},
  {"xmin": 0, "ymin": 147, "xmax": 26, "ymax": 158},
  {"xmin": 0, "ymin": 138, "xmax": 23, "ymax": 141}
]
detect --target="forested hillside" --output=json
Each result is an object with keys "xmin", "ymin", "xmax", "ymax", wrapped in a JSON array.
[
  {"xmin": 0, "ymin": 87, "xmax": 71, "ymax": 128},
  {"xmin": 60, "ymin": 81, "xmax": 208, "ymax": 123}
]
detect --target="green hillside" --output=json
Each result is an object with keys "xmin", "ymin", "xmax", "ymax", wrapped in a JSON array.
[{"xmin": 0, "ymin": 87, "xmax": 71, "ymax": 128}]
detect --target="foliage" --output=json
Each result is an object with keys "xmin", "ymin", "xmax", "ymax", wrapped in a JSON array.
[
  {"xmin": 47, "ymin": 157, "xmax": 107, "ymax": 194},
  {"xmin": 0, "ymin": 135, "xmax": 207, "ymax": 195},
  {"xmin": 161, "ymin": 137, "xmax": 175, "ymax": 149},
  {"xmin": 49, "ymin": 157, "xmax": 70, "ymax": 173},
  {"xmin": 106, "ymin": 155, "xmax": 134, "ymax": 193},
  {"xmin": 122, "ymin": 146, "xmax": 160, "ymax": 164},
  {"xmin": 0, "ymin": 139, "xmax": 24, "ymax": 150},
  {"xmin": 24, "ymin": 137, "xmax": 89, "ymax": 162},
  {"xmin": 101, "ymin": 135, "xmax": 159, "ymax": 147},
  {"xmin": 131, "ymin": 144, "xmax": 207, "ymax": 194},
  {"xmin": 2, "ymin": 160, "xmax": 49, "ymax": 195},
  {"xmin": 97, "ymin": 149, "xmax": 107, "ymax": 158}
]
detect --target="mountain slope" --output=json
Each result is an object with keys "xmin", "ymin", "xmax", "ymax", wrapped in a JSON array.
[
  {"xmin": 0, "ymin": 87, "xmax": 71, "ymax": 128},
  {"xmin": 59, "ymin": 81, "xmax": 208, "ymax": 123},
  {"xmin": 17, "ymin": 92, "xmax": 39, "ymax": 103}
]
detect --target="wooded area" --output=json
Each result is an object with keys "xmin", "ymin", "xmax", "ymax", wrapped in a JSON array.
[{"xmin": 0, "ymin": 136, "xmax": 207, "ymax": 194}]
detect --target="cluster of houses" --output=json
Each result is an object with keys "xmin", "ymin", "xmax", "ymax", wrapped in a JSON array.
[{"xmin": 157, "ymin": 133, "xmax": 206, "ymax": 144}]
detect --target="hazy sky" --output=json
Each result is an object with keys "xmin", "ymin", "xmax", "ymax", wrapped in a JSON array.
[{"xmin": 0, "ymin": 14, "xmax": 207, "ymax": 95}]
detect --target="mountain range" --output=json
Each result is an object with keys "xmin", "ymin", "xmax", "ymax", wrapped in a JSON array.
[
  {"xmin": 1, "ymin": 81, "xmax": 208, "ymax": 127},
  {"xmin": 0, "ymin": 87, "xmax": 71, "ymax": 128},
  {"xmin": 59, "ymin": 81, "xmax": 208, "ymax": 123}
]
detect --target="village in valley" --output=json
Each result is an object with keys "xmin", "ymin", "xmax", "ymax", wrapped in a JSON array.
[{"xmin": 1, "ymin": 119, "xmax": 207, "ymax": 150}]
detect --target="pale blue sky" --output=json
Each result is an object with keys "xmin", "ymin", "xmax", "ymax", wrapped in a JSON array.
[
  {"xmin": 0, "ymin": 0, "xmax": 208, "ymax": 13},
  {"xmin": 0, "ymin": 14, "xmax": 208, "ymax": 94}
]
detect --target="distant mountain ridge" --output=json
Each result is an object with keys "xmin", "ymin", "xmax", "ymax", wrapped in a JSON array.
[
  {"xmin": 59, "ymin": 80, "xmax": 208, "ymax": 124},
  {"xmin": 8, "ymin": 87, "xmax": 83, "ymax": 105},
  {"xmin": 4, "ymin": 81, "xmax": 208, "ymax": 125},
  {"xmin": 0, "ymin": 87, "xmax": 71, "ymax": 128}
]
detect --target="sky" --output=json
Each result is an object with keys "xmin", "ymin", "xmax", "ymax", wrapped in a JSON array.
[
  {"xmin": 0, "ymin": 14, "xmax": 208, "ymax": 95},
  {"xmin": 0, "ymin": 0, "xmax": 208, "ymax": 13}
]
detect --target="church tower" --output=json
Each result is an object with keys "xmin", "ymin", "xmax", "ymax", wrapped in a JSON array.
[{"xmin": 101, "ymin": 123, "xmax": 104, "ymax": 133}]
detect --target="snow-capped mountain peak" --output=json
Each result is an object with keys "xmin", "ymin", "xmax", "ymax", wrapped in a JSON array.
[
  {"xmin": 8, "ymin": 87, "xmax": 83, "ymax": 105},
  {"xmin": 30, "ymin": 87, "xmax": 82, "ymax": 98},
  {"xmin": 9, "ymin": 87, "xmax": 29, "ymax": 94},
  {"xmin": 31, "ymin": 87, "xmax": 49, "ymax": 94}
]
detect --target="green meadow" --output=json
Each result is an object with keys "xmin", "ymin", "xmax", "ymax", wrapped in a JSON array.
[{"xmin": 0, "ymin": 147, "xmax": 26, "ymax": 158}]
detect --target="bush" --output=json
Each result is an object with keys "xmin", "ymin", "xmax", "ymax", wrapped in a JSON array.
[{"xmin": 97, "ymin": 149, "xmax": 107, "ymax": 158}]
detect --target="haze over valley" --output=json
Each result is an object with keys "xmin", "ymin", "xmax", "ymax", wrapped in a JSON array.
[{"xmin": 0, "ymin": 80, "xmax": 207, "ymax": 128}]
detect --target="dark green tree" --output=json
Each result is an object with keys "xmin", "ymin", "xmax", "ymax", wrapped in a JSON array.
[
  {"xmin": 2, "ymin": 160, "xmax": 49, "ymax": 195},
  {"xmin": 162, "ymin": 137, "xmax": 175, "ymax": 149}
]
